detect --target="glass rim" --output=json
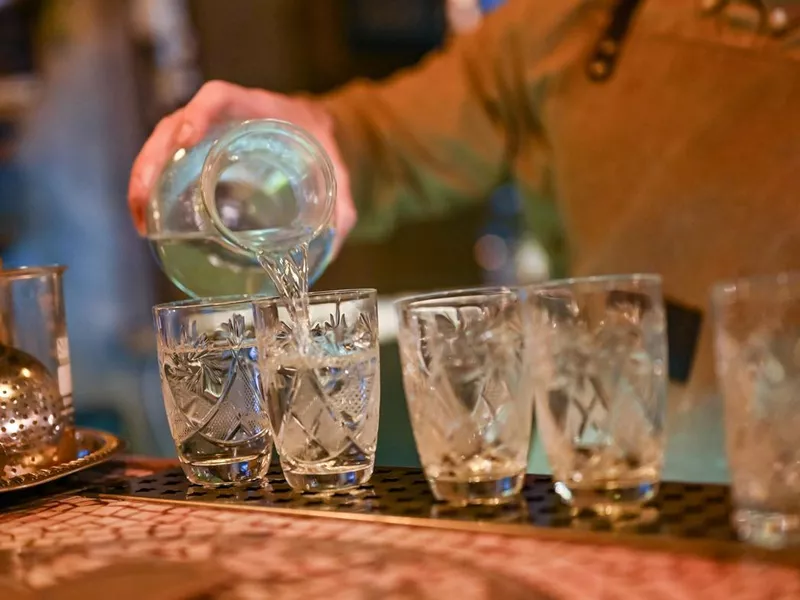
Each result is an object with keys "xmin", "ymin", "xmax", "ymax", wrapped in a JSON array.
[
  {"xmin": 711, "ymin": 271, "xmax": 800, "ymax": 303},
  {"xmin": 200, "ymin": 118, "xmax": 337, "ymax": 254},
  {"xmin": 394, "ymin": 286, "xmax": 518, "ymax": 312},
  {"xmin": 153, "ymin": 293, "xmax": 268, "ymax": 314},
  {"xmin": 524, "ymin": 273, "xmax": 661, "ymax": 293},
  {"xmin": 253, "ymin": 288, "xmax": 377, "ymax": 309},
  {"xmin": 0, "ymin": 264, "xmax": 67, "ymax": 280}
]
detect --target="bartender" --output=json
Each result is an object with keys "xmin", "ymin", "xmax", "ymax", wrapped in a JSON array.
[{"xmin": 128, "ymin": 0, "xmax": 800, "ymax": 428}]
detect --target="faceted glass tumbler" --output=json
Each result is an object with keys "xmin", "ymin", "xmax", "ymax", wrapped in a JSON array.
[
  {"xmin": 153, "ymin": 295, "xmax": 273, "ymax": 487},
  {"xmin": 254, "ymin": 289, "xmax": 380, "ymax": 493},
  {"xmin": 527, "ymin": 274, "xmax": 667, "ymax": 516},
  {"xmin": 396, "ymin": 288, "xmax": 534, "ymax": 505},
  {"xmin": 713, "ymin": 272, "xmax": 800, "ymax": 549}
]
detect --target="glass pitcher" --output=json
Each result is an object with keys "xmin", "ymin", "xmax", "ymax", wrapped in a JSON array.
[{"xmin": 145, "ymin": 119, "xmax": 336, "ymax": 298}]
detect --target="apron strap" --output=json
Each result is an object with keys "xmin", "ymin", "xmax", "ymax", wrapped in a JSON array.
[{"xmin": 587, "ymin": 0, "xmax": 645, "ymax": 82}]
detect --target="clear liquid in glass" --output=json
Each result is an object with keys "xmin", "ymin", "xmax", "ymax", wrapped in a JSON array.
[
  {"xmin": 256, "ymin": 247, "xmax": 381, "ymax": 492},
  {"xmin": 264, "ymin": 348, "xmax": 380, "ymax": 491},
  {"xmin": 150, "ymin": 226, "xmax": 333, "ymax": 298},
  {"xmin": 161, "ymin": 340, "xmax": 272, "ymax": 486}
]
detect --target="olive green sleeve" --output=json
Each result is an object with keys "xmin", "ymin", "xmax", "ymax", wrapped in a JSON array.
[{"xmin": 320, "ymin": 0, "xmax": 600, "ymax": 242}]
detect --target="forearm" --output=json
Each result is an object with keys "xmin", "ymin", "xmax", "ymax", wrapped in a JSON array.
[{"xmin": 320, "ymin": 0, "xmax": 554, "ymax": 240}]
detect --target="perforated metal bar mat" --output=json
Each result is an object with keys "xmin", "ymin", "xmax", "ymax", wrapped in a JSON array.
[{"xmin": 94, "ymin": 465, "xmax": 737, "ymax": 542}]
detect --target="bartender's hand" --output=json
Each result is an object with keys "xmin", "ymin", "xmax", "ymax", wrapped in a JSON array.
[{"xmin": 127, "ymin": 80, "xmax": 356, "ymax": 255}]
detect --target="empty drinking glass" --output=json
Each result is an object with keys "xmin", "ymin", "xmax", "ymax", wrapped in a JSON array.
[
  {"xmin": 527, "ymin": 275, "xmax": 667, "ymax": 516},
  {"xmin": 713, "ymin": 272, "xmax": 800, "ymax": 549},
  {"xmin": 396, "ymin": 288, "xmax": 533, "ymax": 505},
  {"xmin": 154, "ymin": 295, "xmax": 272, "ymax": 487},
  {"xmin": 254, "ymin": 289, "xmax": 380, "ymax": 493}
]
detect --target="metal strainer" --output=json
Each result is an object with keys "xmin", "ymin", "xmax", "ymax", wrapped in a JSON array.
[
  {"xmin": 0, "ymin": 265, "xmax": 75, "ymax": 480},
  {"xmin": 0, "ymin": 344, "xmax": 75, "ymax": 478}
]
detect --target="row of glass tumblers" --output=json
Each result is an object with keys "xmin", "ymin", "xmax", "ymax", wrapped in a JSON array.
[
  {"xmin": 155, "ymin": 273, "xmax": 800, "ymax": 551},
  {"xmin": 154, "ymin": 276, "xmax": 662, "ymax": 507}
]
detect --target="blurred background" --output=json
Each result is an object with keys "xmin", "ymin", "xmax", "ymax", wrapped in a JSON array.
[{"xmin": 0, "ymin": 0, "xmax": 550, "ymax": 462}]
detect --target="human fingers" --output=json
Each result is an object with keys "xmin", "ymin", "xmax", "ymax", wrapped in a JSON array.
[{"xmin": 128, "ymin": 110, "xmax": 184, "ymax": 235}]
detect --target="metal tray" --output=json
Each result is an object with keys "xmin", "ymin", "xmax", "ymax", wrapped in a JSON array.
[
  {"xmin": 0, "ymin": 428, "xmax": 122, "ymax": 493},
  {"xmin": 99, "ymin": 463, "xmax": 737, "ymax": 543}
]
